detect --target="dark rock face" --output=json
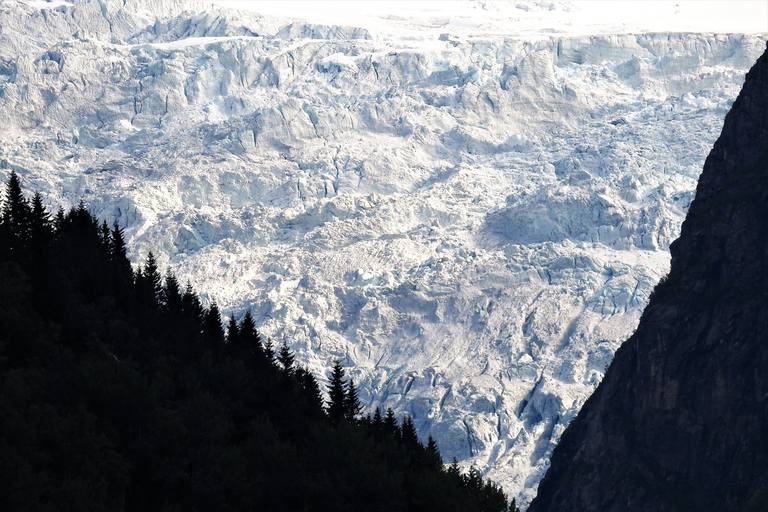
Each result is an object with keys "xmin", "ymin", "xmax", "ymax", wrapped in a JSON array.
[{"xmin": 528, "ymin": 43, "xmax": 768, "ymax": 512}]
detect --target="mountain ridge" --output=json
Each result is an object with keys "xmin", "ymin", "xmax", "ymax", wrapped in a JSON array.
[{"xmin": 529, "ymin": 41, "xmax": 768, "ymax": 512}]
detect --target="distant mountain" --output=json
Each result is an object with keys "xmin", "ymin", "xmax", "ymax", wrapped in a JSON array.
[
  {"xmin": 0, "ymin": 0, "xmax": 765, "ymax": 504},
  {"xmin": 529, "ymin": 42, "xmax": 768, "ymax": 512}
]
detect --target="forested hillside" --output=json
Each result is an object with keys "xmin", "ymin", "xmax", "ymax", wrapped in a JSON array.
[{"xmin": 0, "ymin": 172, "xmax": 517, "ymax": 512}]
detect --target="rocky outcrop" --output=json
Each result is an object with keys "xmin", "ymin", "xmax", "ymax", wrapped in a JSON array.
[{"xmin": 528, "ymin": 42, "xmax": 768, "ymax": 512}]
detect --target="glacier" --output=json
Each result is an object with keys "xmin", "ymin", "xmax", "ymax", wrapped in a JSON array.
[{"xmin": 0, "ymin": 0, "xmax": 765, "ymax": 506}]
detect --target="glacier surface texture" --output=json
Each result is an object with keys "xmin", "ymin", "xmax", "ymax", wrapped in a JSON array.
[{"xmin": 0, "ymin": 0, "xmax": 764, "ymax": 505}]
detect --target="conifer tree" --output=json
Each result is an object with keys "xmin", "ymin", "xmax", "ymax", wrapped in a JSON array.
[
  {"xmin": 54, "ymin": 205, "xmax": 65, "ymax": 231},
  {"xmin": 162, "ymin": 270, "xmax": 182, "ymax": 314},
  {"xmin": 371, "ymin": 407, "xmax": 384, "ymax": 435},
  {"xmin": 384, "ymin": 407, "xmax": 399, "ymax": 436},
  {"xmin": 238, "ymin": 311, "xmax": 264, "ymax": 362},
  {"xmin": 400, "ymin": 415, "xmax": 419, "ymax": 447},
  {"xmin": 29, "ymin": 191, "xmax": 53, "ymax": 249},
  {"xmin": 327, "ymin": 360, "xmax": 347, "ymax": 424},
  {"xmin": 141, "ymin": 252, "xmax": 162, "ymax": 304},
  {"xmin": 110, "ymin": 222, "xmax": 127, "ymax": 259},
  {"xmin": 448, "ymin": 458, "xmax": 462, "ymax": 481},
  {"xmin": 344, "ymin": 378, "xmax": 362, "ymax": 421},
  {"xmin": 1, "ymin": 171, "xmax": 31, "ymax": 245},
  {"xmin": 296, "ymin": 367, "xmax": 326, "ymax": 419},
  {"xmin": 109, "ymin": 222, "xmax": 133, "ymax": 282},
  {"xmin": 202, "ymin": 301, "xmax": 225, "ymax": 348},
  {"xmin": 181, "ymin": 283, "xmax": 203, "ymax": 320},
  {"xmin": 263, "ymin": 337, "xmax": 275, "ymax": 362},
  {"xmin": 99, "ymin": 220, "xmax": 111, "ymax": 249},
  {"xmin": 277, "ymin": 340, "xmax": 295, "ymax": 373},
  {"xmin": 425, "ymin": 436, "xmax": 443, "ymax": 471},
  {"xmin": 226, "ymin": 314, "xmax": 239, "ymax": 351}
]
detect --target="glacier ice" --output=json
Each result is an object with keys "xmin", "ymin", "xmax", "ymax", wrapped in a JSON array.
[{"xmin": 0, "ymin": 0, "xmax": 765, "ymax": 506}]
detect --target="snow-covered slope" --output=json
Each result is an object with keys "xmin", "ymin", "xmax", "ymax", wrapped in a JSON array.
[{"xmin": 1, "ymin": 0, "xmax": 764, "ymax": 506}]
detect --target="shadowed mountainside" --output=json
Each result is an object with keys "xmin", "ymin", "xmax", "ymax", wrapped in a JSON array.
[{"xmin": 528, "ymin": 42, "xmax": 768, "ymax": 512}]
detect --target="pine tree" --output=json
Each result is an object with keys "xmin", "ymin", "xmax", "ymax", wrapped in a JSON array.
[
  {"xmin": 54, "ymin": 206, "xmax": 65, "ymax": 232},
  {"xmin": 1, "ymin": 171, "xmax": 32, "ymax": 246},
  {"xmin": 295, "ymin": 367, "xmax": 326, "ymax": 419},
  {"xmin": 181, "ymin": 283, "xmax": 203, "ymax": 320},
  {"xmin": 238, "ymin": 311, "xmax": 264, "ymax": 362},
  {"xmin": 162, "ymin": 270, "xmax": 182, "ymax": 314},
  {"xmin": 400, "ymin": 415, "xmax": 419, "ymax": 447},
  {"xmin": 202, "ymin": 301, "xmax": 225, "ymax": 348},
  {"xmin": 110, "ymin": 222, "xmax": 127, "ymax": 259},
  {"xmin": 383, "ymin": 407, "xmax": 398, "ymax": 436},
  {"xmin": 371, "ymin": 407, "xmax": 384, "ymax": 437},
  {"xmin": 447, "ymin": 458, "xmax": 462, "ymax": 482},
  {"xmin": 425, "ymin": 435, "xmax": 443, "ymax": 471},
  {"xmin": 109, "ymin": 222, "xmax": 133, "ymax": 283},
  {"xmin": 326, "ymin": 360, "xmax": 347, "ymax": 424},
  {"xmin": 141, "ymin": 252, "xmax": 162, "ymax": 304},
  {"xmin": 277, "ymin": 340, "xmax": 295, "ymax": 373},
  {"xmin": 344, "ymin": 378, "xmax": 362, "ymax": 421},
  {"xmin": 29, "ymin": 191, "xmax": 53, "ymax": 250},
  {"xmin": 99, "ymin": 220, "xmax": 111, "ymax": 249},
  {"xmin": 263, "ymin": 337, "xmax": 275, "ymax": 362}
]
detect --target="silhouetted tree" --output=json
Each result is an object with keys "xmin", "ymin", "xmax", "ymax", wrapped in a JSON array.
[
  {"xmin": 202, "ymin": 301, "xmax": 225, "ymax": 348},
  {"xmin": 277, "ymin": 340, "xmax": 295, "ymax": 372},
  {"xmin": 345, "ymin": 378, "xmax": 362, "ymax": 421},
  {"xmin": 425, "ymin": 436, "xmax": 443, "ymax": 471},
  {"xmin": 327, "ymin": 360, "xmax": 347, "ymax": 424},
  {"xmin": 0, "ymin": 171, "xmax": 31, "ymax": 249},
  {"xmin": 384, "ymin": 407, "xmax": 399, "ymax": 436}
]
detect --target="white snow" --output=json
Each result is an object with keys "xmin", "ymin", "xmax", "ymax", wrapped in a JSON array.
[
  {"xmin": 211, "ymin": 1, "xmax": 768, "ymax": 40},
  {"xmin": 0, "ymin": 0, "xmax": 765, "ymax": 507}
]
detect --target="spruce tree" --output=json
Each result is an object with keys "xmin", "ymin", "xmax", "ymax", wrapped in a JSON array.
[
  {"xmin": 326, "ymin": 360, "xmax": 347, "ymax": 424},
  {"xmin": 109, "ymin": 222, "xmax": 133, "ymax": 283},
  {"xmin": 425, "ymin": 436, "xmax": 443, "ymax": 471},
  {"xmin": 99, "ymin": 220, "xmax": 111, "ymax": 249},
  {"xmin": 29, "ymin": 191, "xmax": 53, "ymax": 250},
  {"xmin": 277, "ymin": 340, "xmax": 295, "ymax": 373},
  {"xmin": 181, "ymin": 283, "xmax": 203, "ymax": 320},
  {"xmin": 400, "ymin": 415, "xmax": 419, "ymax": 447},
  {"xmin": 384, "ymin": 407, "xmax": 399, "ymax": 436},
  {"xmin": 238, "ymin": 311, "xmax": 264, "ymax": 362},
  {"xmin": 263, "ymin": 337, "xmax": 275, "ymax": 362},
  {"xmin": 344, "ymin": 378, "xmax": 362, "ymax": 421},
  {"xmin": 295, "ymin": 367, "xmax": 326, "ymax": 419},
  {"xmin": 371, "ymin": 407, "xmax": 384, "ymax": 437},
  {"xmin": 162, "ymin": 270, "xmax": 182, "ymax": 314},
  {"xmin": 226, "ymin": 314, "xmax": 239, "ymax": 353},
  {"xmin": 54, "ymin": 206, "xmax": 65, "ymax": 232},
  {"xmin": 141, "ymin": 252, "xmax": 162, "ymax": 304},
  {"xmin": 202, "ymin": 301, "xmax": 225, "ymax": 348},
  {"xmin": 1, "ymin": 171, "xmax": 32, "ymax": 246}
]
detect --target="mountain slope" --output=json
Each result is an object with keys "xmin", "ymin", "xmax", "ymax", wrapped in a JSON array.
[
  {"xmin": 529, "ymin": 42, "xmax": 768, "ymax": 512},
  {"xmin": 0, "ymin": 0, "xmax": 765, "ymax": 504}
]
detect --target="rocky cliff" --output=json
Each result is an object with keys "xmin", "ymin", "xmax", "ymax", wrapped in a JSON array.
[{"xmin": 528, "ymin": 42, "xmax": 768, "ymax": 512}]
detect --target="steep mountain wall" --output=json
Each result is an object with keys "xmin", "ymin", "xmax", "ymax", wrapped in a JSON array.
[
  {"xmin": 529, "ymin": 42, "xmax": 768, "ymax": 512},
  {"xmin": 0, "ymin": 0, "xmax": 765, "ymax": 505}
]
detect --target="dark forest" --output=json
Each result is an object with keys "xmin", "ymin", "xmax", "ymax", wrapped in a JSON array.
[{"xmin": 0, "ymin": 172, "xmax": 518, "ymax": 512}]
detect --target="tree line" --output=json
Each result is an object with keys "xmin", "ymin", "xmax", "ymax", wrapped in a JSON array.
[{"xmin": 0, "ymin": 171, "xmax": 519, "ymax": 512}]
